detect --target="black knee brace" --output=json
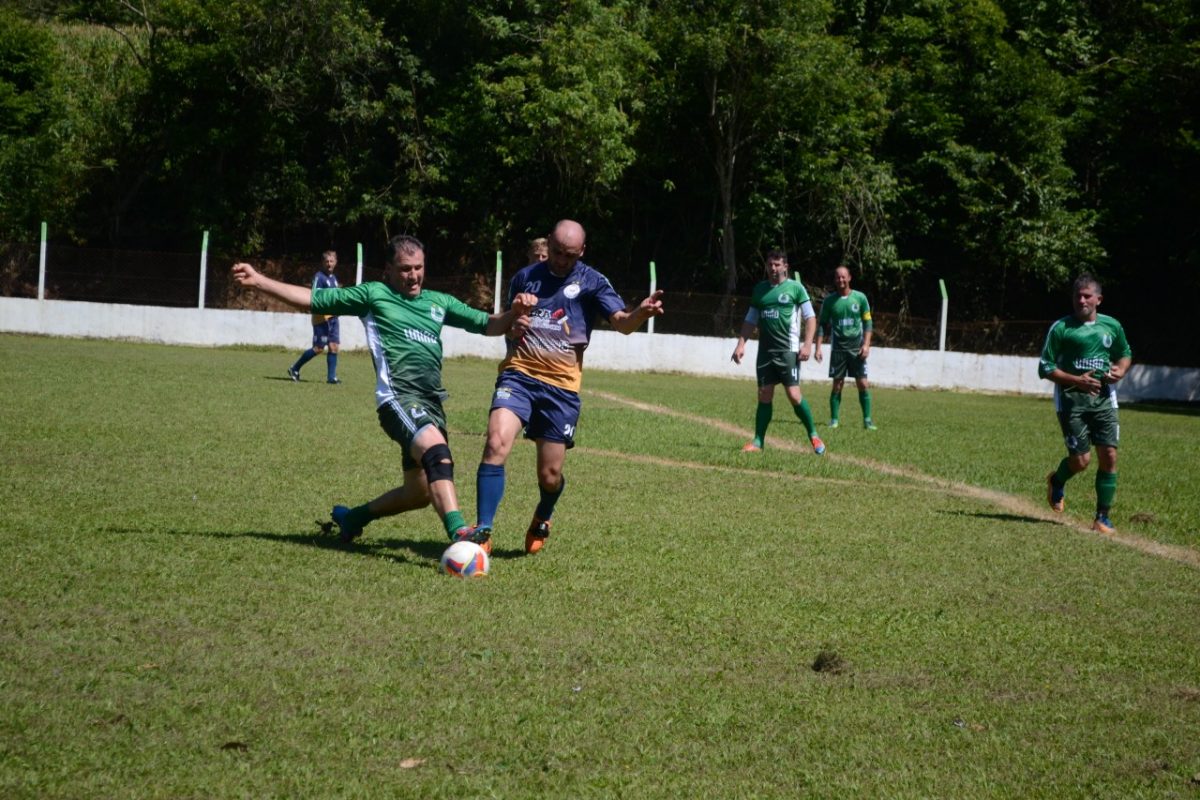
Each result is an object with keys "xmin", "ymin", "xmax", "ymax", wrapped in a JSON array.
[{"xmin": 421, "ymin": 443, "xmax": 454, "ymax": 484}]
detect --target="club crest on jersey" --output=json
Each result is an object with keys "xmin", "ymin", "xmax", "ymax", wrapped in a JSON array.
[
  {"xmin": 851, "ymin": 303, "xmax": 860, "ymax": 313},
  {"xmin": 1102, "ymin": 333, "xmax": 1113, "ymax": 348},
  {"xmin": 777, "ymin": 294, "xmax": 792, "ymax": 304},
  {"xmin": 430, "ymin": 305, "xmax": 445, "ymax": 323},
  {"xmin": 563, "ymin": 283, "xmax": 581, "ymax": 299}
]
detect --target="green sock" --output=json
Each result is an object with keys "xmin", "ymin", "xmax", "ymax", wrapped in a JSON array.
[
  {"xmin": 443, "ymin": 510, "xmax": 467, "ymax": 537},
  {"xmin": 753, "ymin": 401, "xmax": 772, "ymax": 447},
  {"xmin": 794, "ymin": 397, "xmax": 816, "ymax": 437},
  {"xmin": 1095, "ymin": 470, "xmax": 1117, "ymax": 513},
  {"xmin": 1053, "ymin": 458, "xmax": 1074, "ymax": 486},
  {"xmin": 860, "ymin": 391, "xmax": 872, "ymax": 421},
  {"xmin": 829, "ymin": 391, "xmax": 841, "ymax": 422}
]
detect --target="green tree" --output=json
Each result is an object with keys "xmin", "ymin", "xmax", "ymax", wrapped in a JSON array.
[
  {"xmin": 406, "ymin": 0, "xmax": 654, "ymax": 260},
  {"xmin": 646, "ymin": 0, "xmax": 897, "ymax": 330},
  {"xmin": 848, "ymin": 0, "xmax": 1103, "ymax": 316},
  {"xmin": 0, "ymin": 9, "xmax": 79, "ymax": 242}
]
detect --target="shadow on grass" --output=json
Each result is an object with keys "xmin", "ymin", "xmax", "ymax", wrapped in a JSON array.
[
  {"xmin": 937, "ymin": 509, "xmax": 1050, "ymax": 525},
  {"xmin": 97, "ymin": 525, "xmax": 527, "ymax": 565},
  {"xmin": 1123, "ymin": 401, "xmax": 1200, "ymax": 418}
]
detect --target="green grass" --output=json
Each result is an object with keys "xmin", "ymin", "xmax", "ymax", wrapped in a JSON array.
[{"xmin": 1, "ymin": 334, "xmax": 1198, "ymax": 799}]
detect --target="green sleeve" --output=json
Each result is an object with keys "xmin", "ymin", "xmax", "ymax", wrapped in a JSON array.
[
  {"xmin": 1112, "ymin": 321, "xmax": 1132, "ymax": 361},
  {"xmin": 1038, "ymin": 321, "xmax": 1062, "ymax": 379},
  {"xmin": 311, "ymin": 283, "xmax": 375, "ymax": 317},
  {"xmin": 441, "ymin": 294, "xmax": 489, "ymax": 335}
]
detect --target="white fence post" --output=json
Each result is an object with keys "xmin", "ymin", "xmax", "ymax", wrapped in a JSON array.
[
  {"xmin": 938, "ymin": 279, "xmax": 949, "ymax": 352},
  {"xmin": 38, "ymin": 222, "xmax": 47, "ymax": 301},
  {"xmin": 494, "ymin": 251, "xmax": 502, "ymax": 314},
  {"xmin": 648, "ymin": 261, "xmax": 657, "ymax": 334},
  {"xmin": 198, "ymin": 231, "xmax": 209, "ymax": 309},
  {"xmin": 356, "ymin": 242, "xmax": 363, "ymax": 285}
]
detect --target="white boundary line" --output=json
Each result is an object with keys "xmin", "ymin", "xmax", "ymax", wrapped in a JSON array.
[{"xmin": 586, "ymin": 389, "xmax": 1200, "ymax": 570}]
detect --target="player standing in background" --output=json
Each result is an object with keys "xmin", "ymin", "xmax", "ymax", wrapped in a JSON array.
[
  {"xmin": 287, "ymin": 250, "xmax": 342, "ymax": 384},
  {"xmin": 1039, "ymin": 274, "xmax": 1132, "ymax": 534},
  {"xmin": 814, "ymin": 264, "xmax": 877, "ymax": 430},
  {"xmin": 233, "ymin": 235, "xmax": 536, "ymax": 549},
  {"xmin": 731, "ymin": 250, "xmax": 825, "ymax": 455},
  {"xmin": 474, "ymin": 219, "xmax": 664, "ymax": 554},
  {"xmin": 527, "ymin": 237, "xmax": 549, "ymax": 264}
]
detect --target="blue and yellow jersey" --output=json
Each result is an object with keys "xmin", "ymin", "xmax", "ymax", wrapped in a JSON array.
[{"xmin": 500, "ymin": 261, "xmax": 627, "ymax": 393}]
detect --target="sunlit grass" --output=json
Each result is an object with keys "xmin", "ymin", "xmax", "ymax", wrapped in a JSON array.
[{"xmin": 1, "ymin": 335, "xmax": 1198, "ymax": 798}]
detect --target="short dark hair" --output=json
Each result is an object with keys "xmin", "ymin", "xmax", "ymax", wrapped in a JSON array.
[
  {"xmin": 1073, "ymin": 273, "xmax": 1102, "ymax": 295},
  {"xmin": 765, "ymin": 248, "xmax": 787, "ymax": 262},
  {"xmin": 385, "ymin": 235, "xmax": 424, "ymax": 264}
]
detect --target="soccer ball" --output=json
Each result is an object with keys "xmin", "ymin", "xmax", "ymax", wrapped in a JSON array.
[{"xmin": 440, "ymin": 540, "xmax": 490, "ymax": 578}]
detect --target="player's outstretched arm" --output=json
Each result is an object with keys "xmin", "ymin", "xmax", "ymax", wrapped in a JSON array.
[
  {"xmin": 609, "ymin": 290, "xmax": 664, "ymax": 335},
  {"xmin": 231, "ymin": 263, "xmax": 313, "ymax": 310},
  {"xmin": 484, "ymin": 291, "xmax": 539, "ymax": 336}
]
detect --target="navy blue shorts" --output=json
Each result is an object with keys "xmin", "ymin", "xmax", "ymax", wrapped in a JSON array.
[
  {"xmin": 490, "ymin": 370, "xmax": 580, "ymax": 448},
  {"xmin": 313, "ymin": 317, "xmax": 340, "ymax": 348}
]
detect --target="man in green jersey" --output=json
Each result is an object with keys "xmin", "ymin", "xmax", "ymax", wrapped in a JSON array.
[
  {"xmin": 814, "ymin": 264, "xmax": 877, "ymax": 430},
  {"xmin": 731, "ymin": 249, "xmax": 825, "ymax": 455},
  {"xmin": 1039, "ymin": 274, "xmax": 1132, "ymax": 534},
  {"xmin": 232, "ymin": 235, "xmax": 536, "ymax": 550}
]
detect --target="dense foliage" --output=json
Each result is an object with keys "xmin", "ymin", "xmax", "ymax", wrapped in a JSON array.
[{"xmin": 3, "ymin": 0, "xmax": 1197, "ymax": 362}]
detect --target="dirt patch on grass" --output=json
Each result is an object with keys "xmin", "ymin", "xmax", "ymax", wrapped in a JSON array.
[{"xmin": 588, "ymin": 389, "xmax": 1200, "ymax": 571}]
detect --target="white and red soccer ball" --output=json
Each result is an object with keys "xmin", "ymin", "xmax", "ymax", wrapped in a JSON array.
[{"xmin": 440, "ymin": 541, "xmax": 489, "ymax": 578}]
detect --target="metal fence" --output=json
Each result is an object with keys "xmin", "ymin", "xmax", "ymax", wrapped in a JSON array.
[{"xmin": 2, "ymin": 241, "xmax": 1051, "ymax": 356}]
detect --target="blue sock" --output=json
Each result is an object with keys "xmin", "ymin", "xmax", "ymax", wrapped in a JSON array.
[
  {"xmin": 292, "ymin": 348, "xmax": 317, "ymax": 371},
  {"xmin": 476, "ymin": 463, "xmax": 506, "ymax": 529},
  {"xmin": 327, "ymin": 352, "xmax": 338, "ymax": 381},
  {"xmin": 535, "ymin": 475, "xmax": 565, "ymax": 521}
]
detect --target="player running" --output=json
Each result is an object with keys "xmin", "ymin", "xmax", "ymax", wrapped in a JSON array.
[
  {"xmin": 474, "ymin": 219, "xmax": 664, "ymax": 554},
  {"xmin": 233, "ymin": 235, "xmax": 535, "ymax": 549},
  {"xmin": 1039, "ymin": 274, "xmax": 1132, "ymax": 534}
]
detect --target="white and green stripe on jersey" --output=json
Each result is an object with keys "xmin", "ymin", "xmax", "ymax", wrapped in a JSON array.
[
  {"xmin": 745, "ymin": 278, "xmax": 813, "ymax": 356},
  {"xmin": 311, "ymin": 282, "xmax": 489, "ymax": 407}
]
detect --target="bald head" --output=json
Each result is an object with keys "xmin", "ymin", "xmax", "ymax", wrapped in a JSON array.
[{"xmin": 547, "ymin": 219, "xmax": 586, "ymax": 276}]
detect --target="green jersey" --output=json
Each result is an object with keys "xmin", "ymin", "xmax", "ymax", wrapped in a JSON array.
[
  {"xmin": 311, "ymin": 282, "xmax": 488, "ymax": 407},
  {"xmin": 1038, "ymin": 313, "xmax": 1131, "ymax": 408},
  {"xmin": 818, "ymin": 289, "xmax": 873, "ymax": 353},
  {"xmin": 746, "ymin": 278, "xmax": 812, "ymax": 360}
]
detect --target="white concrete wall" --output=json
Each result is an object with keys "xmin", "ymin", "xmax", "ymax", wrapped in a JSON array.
[{"xmin": 2, "ymin": 296, "xmax": 1196, "ymax": 402}]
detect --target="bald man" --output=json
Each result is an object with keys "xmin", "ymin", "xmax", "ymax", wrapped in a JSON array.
[{"xmin": 474, "ymin": 219, "xmax": 664, "ymax": 554}]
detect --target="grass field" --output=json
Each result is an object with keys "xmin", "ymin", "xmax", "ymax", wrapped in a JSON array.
[{"xmin": 2, "ymin": 333, "xmax": 1198, "ymax": 799}]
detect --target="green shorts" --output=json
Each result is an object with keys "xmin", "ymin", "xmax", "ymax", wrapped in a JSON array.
[
  {"xmin": 828, "ymin": 348, "xmax": 868, "ymax": 381},
  {"xmin": 1056, "ymin": 401, "xmax": 1119, "ymax": 455},
  {"xmin": 377, "ymin": 396, "xmax": 449, "ymax": 470},
  {"xmin": 756, "ymin": 352, "xmax": 800, "ymax": 388}
]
